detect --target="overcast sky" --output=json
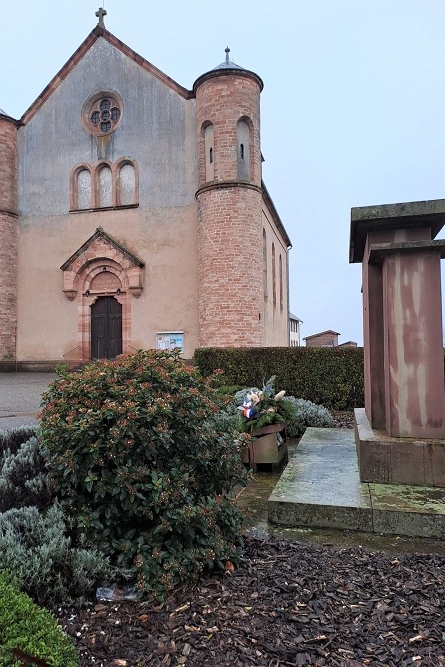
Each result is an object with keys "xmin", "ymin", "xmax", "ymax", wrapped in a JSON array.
[{"xmin": 2, "ymin": 0, "xmax": 445, "ymax": 346}]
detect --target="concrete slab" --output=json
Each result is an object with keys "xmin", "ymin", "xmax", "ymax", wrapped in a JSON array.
[{"xmin": 268, "ymin": 427, "xmax": 445, "ymax": 538}]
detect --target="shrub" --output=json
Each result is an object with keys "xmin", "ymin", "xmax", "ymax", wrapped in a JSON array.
[
  {"xmin": 0, "ymin": 430, "xmax": 52, "ymax": 512},
  {"xmin": 0, "ymin": 425, "xmax": 40, "ymax": 457},
  {"xmin": 0, "ymin": 570, "xmax": 79, "ymax": 667},
  {"xmin": 40, "ymin": 350, "xmax": 249, "ymax": 600},
  {"xmin": 0, "ymin": 504, "xmax": 111, "ymax": 609},
  {"xmin": 282, "ymin": 396, "xmax": 334, "ymax": 439}
]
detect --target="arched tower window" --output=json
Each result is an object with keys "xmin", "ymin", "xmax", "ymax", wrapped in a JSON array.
[
  {"xmin": 77, "ymin": 168, "xmax": 92, "ymax": 210},
  {"xmin": 279, "ymin": 254, "xmax": 283, "ymax": 311},
  {"xmin": 98, "ymin": 164, "xmax": 113, "ymax": 207},
  {"xmin": 204, "ymin": 123, "xmax": 214, "ymax": 181},
  {"xmin": 272, "ymin": 242, "xmax": 276, "ymax": 307},
  {"xmin": 237, "ymin": 117, "xmax": 251, "ymax": 180},
  {"xmin": 263, "ymin": 229, "xmax": 268, "ymax": 298}
]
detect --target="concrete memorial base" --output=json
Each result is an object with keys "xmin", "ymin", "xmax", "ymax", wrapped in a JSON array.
[
  {"xmin": 354, "ymin": 408, "xmax": 445, "ymax": 487},
  {"xmin": 268, "ymin": 427, "xmax": 445, "ymax": 538}
]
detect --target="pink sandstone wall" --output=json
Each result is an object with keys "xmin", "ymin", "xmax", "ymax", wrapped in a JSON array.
[
  {"xmin": 195, "ymin": 72, "xmax": 264, "ymax": 347},
  {"xmin": 0, "ymin": 116, "xmax": 17, "ymax": 361}
]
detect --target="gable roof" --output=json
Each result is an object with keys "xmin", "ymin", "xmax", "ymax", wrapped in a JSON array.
[
  {"xmin": 60, "ymin": 227, "xmax": 144, "ymax": 271},
  {"xmin": 21, "ymin": 25, "xmax": 192, "ymax": 125}
]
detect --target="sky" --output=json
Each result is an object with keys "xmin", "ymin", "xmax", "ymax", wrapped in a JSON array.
[{"xmin": 2, "ymin": 0, "xmax": 445, "ymax": 346}]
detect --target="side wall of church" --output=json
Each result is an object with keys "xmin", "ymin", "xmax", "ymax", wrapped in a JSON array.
[
  {"xmin": 15, "ymin": 38, "xmax": 199, "ymax": 361},
  {"xmin": 262, "ymin": 203, "xmax": 289, "ymax": 346},
  {"xmin": 0, "ymin": 116, "xmax": 17, "ymax": 361}
]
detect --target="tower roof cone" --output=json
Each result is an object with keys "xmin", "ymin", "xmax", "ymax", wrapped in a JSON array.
[{"xmin": 193, "ymin": 47, "xmax": 263, "ymax": 93}]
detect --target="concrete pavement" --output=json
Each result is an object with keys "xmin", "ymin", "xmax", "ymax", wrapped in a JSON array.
[{"xmin": 0, "ymin": 372, "xmax": 56, "ymax": 431}]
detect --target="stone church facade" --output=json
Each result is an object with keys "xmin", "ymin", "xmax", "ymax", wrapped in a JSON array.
[{"xmin": 0, "ymin": 11, "xmax": 291, "ymax": 369}]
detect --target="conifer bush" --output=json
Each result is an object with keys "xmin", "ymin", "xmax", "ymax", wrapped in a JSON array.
[
  {"xmin": 0, "ymin": 504, "xmax": 110, "ymax": 609},
  {"xmin": 40, "ymin": 350, "xmax": 248, "ymax": 600},
  {"xmin": 282, "ymin": 396, "xmax": 334, "ymax": 438},
  {"xmin": 0, "ymin": 428, "xmax": 52, "ymax": 512},
  {"xmin": 0, "ymin": 425, "xmax": 39, "ymax": 456}
]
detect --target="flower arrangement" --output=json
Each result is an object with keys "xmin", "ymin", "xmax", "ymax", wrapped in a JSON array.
[{"xmin": 236, "ymin": 375, "xmax": 296, "ymax": 433}]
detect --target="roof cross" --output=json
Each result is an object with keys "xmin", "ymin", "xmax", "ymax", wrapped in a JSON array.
[{"xmin": 95, "ymin": 7, "xmax": 107, "ymax": 28}]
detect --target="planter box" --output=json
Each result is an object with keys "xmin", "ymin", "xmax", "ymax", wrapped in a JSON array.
[{"xmin": 242, "ymin": 422, "xmax": 288, "ymax": 472}]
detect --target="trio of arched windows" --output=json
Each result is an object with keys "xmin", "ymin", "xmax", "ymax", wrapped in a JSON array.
[
  {"xmin": 70, "ymin": 159, "xmax": 138, "ymax": 211},
  {"xmin": 202, "ymin": 116, "xmax": 253, "ymax": 183}
]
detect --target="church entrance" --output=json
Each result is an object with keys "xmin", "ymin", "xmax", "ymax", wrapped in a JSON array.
[{"xmin": 91, "ymin": 296, "xmax": 122, "ymax": 360}]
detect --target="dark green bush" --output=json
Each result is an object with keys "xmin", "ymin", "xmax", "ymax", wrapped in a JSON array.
[
  {"xmin": 0, "ymin": 504, "xmax": 111, "ymax": 609},
  {"xmin": 0, "ymin": 570, "xmax": 79, "ymax": 667},
  {"xmin": 194, "ymin": 346, "xmax": 364, "ymax": 410},
  {"xmin": 0, "ymin": 428, "xmax": 52, "ymax": 512},
  {"xmin": 40, "ymin": 350, "xmax": 248, "ymax": 600}
]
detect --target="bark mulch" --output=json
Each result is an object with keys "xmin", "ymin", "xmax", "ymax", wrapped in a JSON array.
[{"xmin": 57, "ymin": 537, "xmax": 445, "ymax": 667}]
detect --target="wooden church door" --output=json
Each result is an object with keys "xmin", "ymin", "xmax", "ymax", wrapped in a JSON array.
[{"xmin": 91, "ymin": 297, "xmax": 122, "ymax": 360}]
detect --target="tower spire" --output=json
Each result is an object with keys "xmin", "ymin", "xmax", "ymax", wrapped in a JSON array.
[{"xmin": 225, "ymin": 46, "xmax": 230, "ymax": 62}]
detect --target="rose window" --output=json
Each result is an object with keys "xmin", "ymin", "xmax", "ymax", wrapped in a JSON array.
[{"xmin": 82, "ymin": 92, "xmax": 123, "ymax": 136}]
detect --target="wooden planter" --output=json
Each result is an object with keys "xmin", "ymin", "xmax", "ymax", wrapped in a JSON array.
[{"xmin": 241, "ymin": 422, "xmax": 288, "ymax": 472}]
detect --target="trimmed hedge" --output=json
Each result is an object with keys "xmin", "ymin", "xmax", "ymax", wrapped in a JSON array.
[{"xmin": 194, "ymin": 347, "xmax": 364, "ymax": 411}]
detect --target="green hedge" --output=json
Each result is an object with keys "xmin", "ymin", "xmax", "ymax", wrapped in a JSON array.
[{"xmin": 194, "ymin": 347, "xmax": 364, "ymax": 411}]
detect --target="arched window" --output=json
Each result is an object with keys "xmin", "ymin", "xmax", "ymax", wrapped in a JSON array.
[
  {"xmin": 237, "ymin": 117, "xmax": 251, "ymax": 179},
  {"xmin": 204, "ymin": 123, "xmax": 214, "ymax": 181},
  {"xmin": 279, "ymin": 254, "xmax": 283, "ymax": 311},
  {"xmin": 118, "ymin": 162, "xmax": 136, "ymax": 205},
  {"xmin": 263, "ymin": 229, "xmax": 268, "ymax": 298},
  {"xmin": 98, "ymin": 165, "xmax": 113, "ymax": 207},
  {"xmin": 71, "ymin": 159, "xmax": 138, "ymax": 211},
  {"xmin": 272, "ymin": 243, "xmax": 276, "ymax": 307},
  {"xmin": 77, "ymin": 168, "xmax": 91, "ymax": 210}
]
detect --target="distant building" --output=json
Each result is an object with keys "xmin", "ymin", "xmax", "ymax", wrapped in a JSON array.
[
  {"xmin": 303, "ymin": 330, "xmax": 357, "ymax": 348},
  {"xmin": 303, "ymin": 330, "xmax": 340, "ymax": 347},
  {"xmin": 289, "ymin": 313, "xmax": 302, "ymax": 346}
]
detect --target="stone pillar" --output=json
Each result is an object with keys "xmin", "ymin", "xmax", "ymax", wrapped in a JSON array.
[{"xmin": 350, "ymin": 200, "xmax": 445, "ymax": 485}]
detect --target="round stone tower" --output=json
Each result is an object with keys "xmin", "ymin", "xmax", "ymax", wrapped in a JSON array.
[
  {"xmin": 0, "ymin": 109, "xmax": 18, "ymax": 362},
  {"xmin": 193, "ymin": 50, "xmax": 264, "ymax": 347}
]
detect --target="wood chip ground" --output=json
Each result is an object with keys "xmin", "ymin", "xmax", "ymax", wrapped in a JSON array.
[
  {"xmin": 56, "ymin": 413, "xmax": 445, "ymax": 666},
  {"xmin": 57, "ymin": 538, "xmax": 445, "ymax": 666}
]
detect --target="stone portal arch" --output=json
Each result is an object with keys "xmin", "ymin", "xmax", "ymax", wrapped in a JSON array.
[{"xmin": 60, "ymin": 228, "xmax": 144, "ymax": 361}]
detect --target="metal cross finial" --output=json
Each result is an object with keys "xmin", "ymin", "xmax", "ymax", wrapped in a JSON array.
[
  {"xmin": 96, "ymin": 7, "xmax": 107, "ymax": 28},
  {"xmin": 225, "ymin": 46, "xmax": 230, "ymax": 62}
]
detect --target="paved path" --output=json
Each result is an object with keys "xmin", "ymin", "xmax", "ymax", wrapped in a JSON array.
[{"xmin": 0, "ymin": 372, "xmax": 56, "ymax": 431}]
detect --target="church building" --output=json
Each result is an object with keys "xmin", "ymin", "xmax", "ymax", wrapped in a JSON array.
[{"xmin": 0, "ymin": 9, "xmax": 292, "ymax": 369}]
